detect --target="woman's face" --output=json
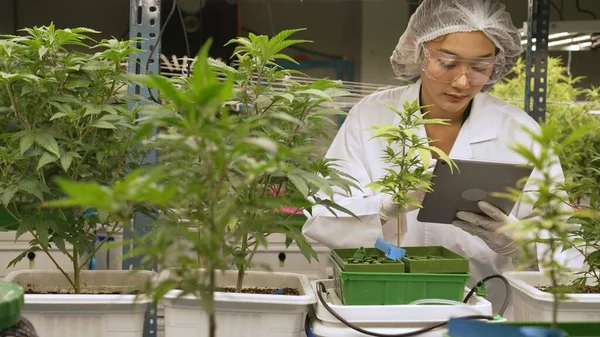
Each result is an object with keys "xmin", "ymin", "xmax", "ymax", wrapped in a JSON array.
[{"xmin": 419, "ymin": 31, "xmax": 497, "ymax": 114}]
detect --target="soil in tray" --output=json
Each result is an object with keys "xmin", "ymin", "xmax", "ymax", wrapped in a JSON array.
[
  {"xmin": 215, "ymin": 287, "xmax": 300, "ymax": 295},
  {"xmin": 536, "ymin": 284, "xmax": 599, "ymax": 294},
  {"xmin": 403, "ymin": 255, "xmax": 444, "ymax": 260},
  {"xmin": 23, "ymin": 283, "xmax": 139, "ymax": 295},
  {"xmin": 345, "ymin": 256, "xmax": 397, "ymax": 264}
]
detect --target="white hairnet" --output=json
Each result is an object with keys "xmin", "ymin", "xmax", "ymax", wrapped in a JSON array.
[{"xmin": 390, "ymin": 0, "xmax": 522, "ymax": 91}]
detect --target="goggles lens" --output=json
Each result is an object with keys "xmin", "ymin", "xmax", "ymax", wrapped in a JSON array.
[{"xmin": 421, "ymin": 47, "xmax": 496, "ymax": 85}]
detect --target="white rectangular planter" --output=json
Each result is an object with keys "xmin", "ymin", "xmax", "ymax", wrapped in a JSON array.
[
  {"xmin": 162, "ymin": 270, "xmax": 316, "ymax": 337},
  {"xmin": 4, "ymin": 270, "xmax": 155, "ymax": 337},
  {"xmin": 504, "ymin": 271, "xmax": 600, "ymax": 322},
  {"xmin": 307, "ymin": 280, "xmax": 496, "ymax": 337},
  {"xmin": 253, "ymin": 233, "xmax": 331, "ymax": 281}
]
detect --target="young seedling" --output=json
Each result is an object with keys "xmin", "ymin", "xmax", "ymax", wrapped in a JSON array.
[{"xmin": 366, "ymin": 100, "xmax": 457, "ymax": 246}]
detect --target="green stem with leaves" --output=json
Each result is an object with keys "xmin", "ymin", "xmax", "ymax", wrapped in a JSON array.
[
  {"xmin": 30, "ymin": 231, "xmax": 77, "ymax": 291},
  {"xmin": 4, "ymin": 83, "xmax": 30, "ymax": 130},
  {"xmin": 236, "ymin": 232, "xmax": 249, "ymax": 293}
]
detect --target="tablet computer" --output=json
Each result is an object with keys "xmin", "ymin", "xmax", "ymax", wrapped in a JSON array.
[{"xmin": 416, "ymin": 159, "xmax": 534, "ymax": 224}]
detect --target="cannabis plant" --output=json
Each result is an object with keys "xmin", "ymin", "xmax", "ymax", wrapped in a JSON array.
[
  {"xmin": 567, "ymin": 150, "xmax": 600, "ymax": 293},
  {"xmin": 206, "ymin": 28, "xmax": 359, "ymax": 291},
  {"xmin": 0, "ymin": 24, "xmax": 151, "ymax": 293},
  {"xmin": 366, "ymin": 100, "xmax": 456, "ymax": 246},
  {"xmin": 493, "ymin": 55, "xmax": 600, "ymax": 299},
  {"xmin": 491, "ymin": 57, "xmax": 600, "ymax": 205},
  {"xmin": 498, "ymin": 122, "xmax": 591, "ymax": 326},
  {"xmin": 48, "ymin": 29, "xmax": 358, "ymax": 337}
]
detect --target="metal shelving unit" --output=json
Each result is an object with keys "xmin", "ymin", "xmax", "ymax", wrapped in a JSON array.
[
  {"xmin": 525, "ymin": 0, "xmax": 551, "ymax": 122},
  {"xmin": 126, "ymin": 1, "xmax": 161, "ymax": 336}
]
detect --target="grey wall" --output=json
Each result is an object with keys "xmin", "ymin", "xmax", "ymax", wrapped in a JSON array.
[
  {"xmin": 2, "ymin": 0, "xmax": 128, "ymax": 40},
  {"xmin": 360, "ymin": 0, "xmax": 409, "ymax": 85},
  {"xmin": 239, "ymin": 0, "xmax": 362, "ymax": 81},
  {"xmin": 0, "ymin": 1, "xmax": 15, "ymax": 34}
]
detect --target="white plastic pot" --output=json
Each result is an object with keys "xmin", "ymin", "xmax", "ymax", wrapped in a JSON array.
[
  {"xmin": 4, "ymin": 269, "xmax": 155, "ymax": 337},
  {"xmin": 504, "ymin": 271, "xmax": 600, "ymax": 322},
  {"xmin": 253, "ymin": 233, "xmax": 331, "ymax": 281},
  {"xmin": 0, "ymin": 232, "xmax": 72, "ymax": 278},
  {"xmin": 162, "ymin": 270, "xmax": 316, "ymax": 337}
]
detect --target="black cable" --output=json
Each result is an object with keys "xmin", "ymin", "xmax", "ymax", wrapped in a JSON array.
[
  {"xmin": 315, "ymin": 281, "xmax": 495, "ymax": 337},
  {"xmin": 175, "ymin": 1, "xmax": 192, "ymax": 77},
  {"xmin": 550, "ymin": 0, "xmax": 565, "ymax": 20},
  {"xmin": 575, "ymin": 0, "xmax": 598, "ymax": 20},
  {"xmin": 463, "ymin": 274, "xmax": 511, "ymax": 317},
  {"xmin": 146, "ymin": 0, "xmax": 178, "ymax": 103}
]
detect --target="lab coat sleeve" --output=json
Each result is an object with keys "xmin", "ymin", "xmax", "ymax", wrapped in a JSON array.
[{"xmin": 301, "ymin": 105, "xmax": 385, "ymax": 249}]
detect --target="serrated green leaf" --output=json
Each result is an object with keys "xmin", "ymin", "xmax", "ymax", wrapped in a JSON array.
[
  {"xmin": 2, "ymin": 185, "xmax": 18, "ymax": 207},
  {"xmin": 38, "ymin": 46, "xmax": 48, "ymax": 59},
  {"xmin": 287, "ymin": 173, "xmax": 309, "ymax": 198},
  {"xmin": 36, "ymin": 220, "xmax": 49, "ymax": 249},
  {"xmin": 275, "ymin": 93, "xmax": 294, "ymax": 103},
  {"xmin": 84, "ymin": 105, "xmax": 103, "ymax": 117},
  {"xmin": 61, "ymin": 152, "xmax": 74, "ymax": 171},
  {"xmin": 297, "ymin": 89, "xmax": 332, "ymax": 101},
  {"xmin": 15, "ymin": 215, "xmax": 37, "ymax": 240},
  {"xmin": 19, "ymin": 134, "xmax": 35, "ymax": 154},
  {"xmin": 18, "ymin": 180, "xmax": 45, "ymax": 202},
  {"xmin": 37, "ymin": 152, "xmax": 58, "ymax": 170},
  {"xmin": 53, "ymin": 236, "xmax": 67, "ymax": 252},
  {"xmin": 50, "ymin": 112, "xmax": 68, "ymax": 121},
  {"xmin": 34, "ymin": 133, "xmax": 60, "ymax": 156},
  {"xmin": 90, "ymin": 120, "xmax": 117, "ymax": 129}
]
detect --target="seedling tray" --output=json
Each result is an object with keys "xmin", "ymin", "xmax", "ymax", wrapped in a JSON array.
[
  {"xmin": 401, "ymin": 246, "xmax": 469, "ymax": 274},
  {"xmin": 331, "ymin": 256, "xmax": 470, "ymax": 305},
  {"xmin": 331, "ymin": 247, "xmax": 405, "ymax": 273}
]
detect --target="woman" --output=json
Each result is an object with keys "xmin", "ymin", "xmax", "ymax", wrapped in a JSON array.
[{"xmin": 302, "ymin": 0, "xmax": 583, "ymax": 314}]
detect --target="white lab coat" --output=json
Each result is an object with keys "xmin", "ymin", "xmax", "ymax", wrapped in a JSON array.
[{"xmin": 302, "ymin": 80, "xmax": 584, "ymax": 314}]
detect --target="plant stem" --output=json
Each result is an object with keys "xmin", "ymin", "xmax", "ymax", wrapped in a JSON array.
[
  {"xmin": 78, "ymin": 221, "xmax": 121, "ymax": 270},
  {"xmin": 208, "ymin": 265, "xmax": 217, "ymax": 337},
  {"xmin": 245, "ymin": 239, "xmax": 260, "ymax": 272},
  {"xmin": 72, "ymin": 248, "xmax": 81, "ymax": 294},
  {"xmin": 236, "ymin": 233, "xmax": 248, "ymax": 293},
  {"xmin": 549, "ymin": 239, "xmax": 559, "ymax": 328},
  {"xmin": 5, "ymin": 83, "xmax": 29, "ymax": 130},
  {"xmin": 31, "ymin": 231, "xmax": 76, "ymax": 290}
]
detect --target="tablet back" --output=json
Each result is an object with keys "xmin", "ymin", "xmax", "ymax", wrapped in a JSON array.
[{"xmin": 416, "ymin": 159, "xmax": 534, "ymax": 224}]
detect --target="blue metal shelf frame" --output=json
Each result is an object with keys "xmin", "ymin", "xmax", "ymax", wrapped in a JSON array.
[
  {"xmin": 525, "ymin": 0, "xmax": 551, "ymax": 122},
  {"xmin": 126, "ymin": 1, "xmax": 161, "ymax": 337}
]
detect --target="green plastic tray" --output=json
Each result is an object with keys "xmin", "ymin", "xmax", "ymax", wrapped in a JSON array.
[
  {"xmin": 402, "ymin": 246, "xmax": 470, "ymax": 274},
  {"xmin": 331, "ymin": 256, "xmax": 470, "ymax": 305},
  {"xmin": 331, "ymin": 247, "xmax": 405, "ymax": 273}
]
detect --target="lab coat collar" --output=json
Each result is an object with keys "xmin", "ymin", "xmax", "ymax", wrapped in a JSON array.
[{"xmin": 402, "ymin": 80, "xmax": 497, "ymax": 160}]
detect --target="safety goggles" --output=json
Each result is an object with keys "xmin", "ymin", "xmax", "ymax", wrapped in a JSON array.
[{"xmin": 420, "ymin": 46, "xmax": 497, "ymax": 85}]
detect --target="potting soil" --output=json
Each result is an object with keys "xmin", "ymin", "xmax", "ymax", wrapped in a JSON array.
[
  {"xmin": 215, "ymin": 286, "xmax": 299, "ymax": 295},
  {"xmin": 536, "ymin": 284, "xmax": 599, "ymax": 294},
  {"xmin": 22, "ymin": 283, "xmax": 140, "ymax": 295}
]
